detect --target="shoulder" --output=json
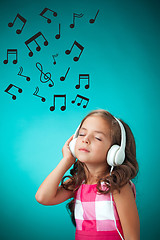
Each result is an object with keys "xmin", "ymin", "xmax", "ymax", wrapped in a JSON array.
[
  {"xmin": 112, "ymin": 182, "xmax": 140, "ymax": 239},
  {"xmin": 113, "ymin": 182, "xmax": 135, "ymax": 202}
]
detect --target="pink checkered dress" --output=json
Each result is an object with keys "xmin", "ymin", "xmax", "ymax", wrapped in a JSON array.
[{"xmin": 74, "ymin": 181, "xmax": 136, "ymax": 240}]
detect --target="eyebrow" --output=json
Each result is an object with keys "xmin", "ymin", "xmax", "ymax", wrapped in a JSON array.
[{"xmin": 80, "ymin": 127, "xmax": 107, "ymax": 137}]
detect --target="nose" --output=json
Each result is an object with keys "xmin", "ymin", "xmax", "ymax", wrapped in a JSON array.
[{"xmin": 82, "ymin": 135, "xmax": 90, "ymax": 144}]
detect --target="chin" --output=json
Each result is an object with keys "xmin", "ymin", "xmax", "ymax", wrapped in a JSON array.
[{"xmin": 76, "ymin": 155, "xmax": 90, "ymax": 163}]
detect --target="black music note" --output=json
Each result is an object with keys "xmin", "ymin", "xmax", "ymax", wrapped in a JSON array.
[
  {"xmin": 33, "ymin": 87, "xmax": 46, "ymax": 102},
  {"xmin": 71, "ymin": 94, "xmax": 89, "ymax": 108},
  {"xmin": 60, "ymin": 67, "xmax": 70, "ymax": 81},
  {"xmin": 40, "ymin": 8, "xmax": 57, "ymax": 23},
  {"xmin": 52, "ymin": 54, "xmax": 58, "ymax": 65},
  {"xmin": 75, "ymin": 74, "xmax": 90, "ymax": 89},
  {"xmin": 55, "ymin": 24, "xmax": 61, "ymax": 39},
  {"xmin": 3, "ymin": 49, "xmax": 18, "ymax": 64},
  {"xmin": 17, "ymin": 67, "xmax": 30, "ymax": 81},
  {"xmin": 70, "ymin": 13, "xmax": 84, "ymax": 28},
  {"xmin": 50, "ymin": 95, "xmax": 66, "ymax": 111},
  {"xmin": 25, "ymin": 32, "xmax": 48, "ymax": 57},
  {"xmin": 89, "ymin": 10, "xmax": 99, "ymax": 24},
  {"xmin": 4, "ymin": 84, "xmax": 22, "ymax": 100},
  {"xmin": 8, "ymin": 13, "xmax": 26, "ymax": 34},
  {"xmin": 36, "ymin": 62, "xmax": 54, "ymax": 87},
  {"xmin": 65, "ymin": 41, "xmax": 84, "ymax": 62}
]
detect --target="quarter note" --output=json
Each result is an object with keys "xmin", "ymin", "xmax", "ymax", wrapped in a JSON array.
[
  {"xmin": 65, "ymin": 40, "xmax": 84, "ymax": 62},
  {"xmin": 70, "ymin": 13, "xmax": 84, "ymax": 28},
  {"xmin": 55, "ymin": 24, "xmax": 61, "ymax": 39},
  {"xmin": 17, "ymin": 66, "xmax": 30, "ymax": 81},
  {"xmin": 89, "ymin": 9, "xmax": 99, "ymax": 24},
  {"xmin": 60, "ymin": 67, "xmax": 70, "ymax": 81},
  {"xmin": 8, "ymin": 13, "xmax": 26, "ymax": 34},
  {"xmin": 75, "ymin": 74, "xmax": 90, "ymax": 89},
  {"xmin": 40, "ymin": 8, "xmax": 57, "ymax": 23},
  {"xmin": 36, "ymin": 62, "xmax": 54, "ymax": 87},
  {"xmin": 50, "ymin": 94, "xmax": 66, "ymax": 111},
  {"xmin": 33, "ymin": 87, "xmax": 46, "ymax": 102},
  {"xmin": 71, "ymin": 94, "xmax": 89, "ymax": 108},
  {"xmin": 25, "ymin": 32, "xmax": 48, "ymax": 57},
  {"xmin": 52, "ymin": 54, "xmax": 58, "ymax": 65},
  {"xmin": 4, "ymin": 84, "xmax": 22, "ymax": 100},
  {"xmin": 3, "ymin": 49, "xmax": 18, "ymax": 64}
]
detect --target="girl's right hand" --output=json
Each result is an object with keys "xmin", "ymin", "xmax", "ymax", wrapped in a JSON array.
[{"xmin": 62, "ymin": 135, "xmax": 76, "ymax": 165}]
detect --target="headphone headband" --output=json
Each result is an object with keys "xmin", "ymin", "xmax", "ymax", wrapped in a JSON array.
[{"xmin": 114, "ymin": 117, "xmax": 126, "ymax": 152}]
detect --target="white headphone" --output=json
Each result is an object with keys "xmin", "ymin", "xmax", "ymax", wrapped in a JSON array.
[{"xmin": 69, "ymin": 117, "xmax": 126, "ymax": 167}]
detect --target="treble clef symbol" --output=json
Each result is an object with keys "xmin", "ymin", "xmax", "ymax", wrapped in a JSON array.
[{"xmin": 36, "ymin": 62, "xmax": 54, "ymax": 87}]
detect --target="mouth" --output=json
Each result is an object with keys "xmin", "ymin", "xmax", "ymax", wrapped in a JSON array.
[{"xmin": 79, "ymin": 148, "xmax": 90, "ymax": 153}]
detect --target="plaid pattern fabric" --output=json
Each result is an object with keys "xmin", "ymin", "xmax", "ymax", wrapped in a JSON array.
[{"xmin": 74, "ymin": 181, "xmax": 136, "ymax": 239}]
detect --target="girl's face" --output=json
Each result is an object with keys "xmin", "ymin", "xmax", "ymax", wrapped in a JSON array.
[{"xmin": 75, "ymin": 115, "xmax": 112, "ymax": 165}]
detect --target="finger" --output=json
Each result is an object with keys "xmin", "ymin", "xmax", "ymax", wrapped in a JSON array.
[{"xmin": 66, "ymin": 135, "xmax": 74, "ymax": 144}]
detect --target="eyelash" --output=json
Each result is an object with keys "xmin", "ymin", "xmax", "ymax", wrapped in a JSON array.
[{"xmin": 79, "ymin": 134, "xmax": 102, "ymax": 141}]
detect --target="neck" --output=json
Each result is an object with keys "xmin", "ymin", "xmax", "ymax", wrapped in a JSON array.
[{"xmin": 84, "ymin": 162, "xmax": 110, "ymax": 184}]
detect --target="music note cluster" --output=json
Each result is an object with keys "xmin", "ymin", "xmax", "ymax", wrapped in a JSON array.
[{"xmin": 3, "ymin": 7, "xmax": 100, "ymax": 111}]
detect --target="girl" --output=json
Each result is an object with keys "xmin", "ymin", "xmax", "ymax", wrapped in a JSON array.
[{"xmin": 35, "ymin": 109, "xmax": 140, "ymax": 240}]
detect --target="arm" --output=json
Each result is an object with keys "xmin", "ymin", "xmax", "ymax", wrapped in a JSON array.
[
  {"xmin": 113, "ymin": 183, "xmax": 140, "ymax": 240},
  {"xmin": 35, "ymin": 135, "xmax": 76, "ymax": 205}
]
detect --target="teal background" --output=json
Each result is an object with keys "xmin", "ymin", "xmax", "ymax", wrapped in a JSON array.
[{"xmin": 0, "ymin": 0, "xmax": 159, "ymax": 239}]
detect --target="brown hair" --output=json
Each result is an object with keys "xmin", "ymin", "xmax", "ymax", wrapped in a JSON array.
[{"xmin": 61, "ymin": 109, "xmax": 139, "ymax": 226}]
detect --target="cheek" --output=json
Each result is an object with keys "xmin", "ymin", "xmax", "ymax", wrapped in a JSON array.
[{"xmin": 75, "ymin": 138, "xmax": 80, "ymax": 152}]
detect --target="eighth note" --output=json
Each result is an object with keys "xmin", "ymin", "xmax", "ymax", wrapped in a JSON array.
[
  {"xmin": 8, "ymin": 13, "xmax": 27, "ymax": 34},
  {"xmin": 18, "ymin": 67, "xmax": 30, "ymax": 81},
  {"xmin": 3, "ymin": 49, "xmax": 18, "ymax": 64},
  {"xmin": 4, "ymin": 84, "xmax": 22, "ymax": 100},
  {"xmin": 50, "ymin": 94, "xmax": 66, "ymax": 111},
  {"xmin": 33, "ymin": 87, "xmax": 46, "ymax": 102},
  {"xmin": 75, "ymin": 74, "xmax": 90, "ymax": 89},
  {"xmin": 89, "ymin": 10, "xmax": 99, "ymax": 24},
  {"xmin": 40, "ymin": 8, "xmax": 57, "ymax": 23},
  {"xmin": 52, "ymin": 54, "xmax": 58, "ymax": 65},
  {"xmin": 70, "ymin": 13, "xmax": 84, "ymax": 28},
  {"xmin": 65, "ymin": 40, "xmax": 84, "ymax": 62},
  {"xmin": 60, "ymin": 67, "xmax": 70, "ymax": 81}
]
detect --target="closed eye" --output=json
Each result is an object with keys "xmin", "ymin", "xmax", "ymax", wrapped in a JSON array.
[
  {"xmin": 95, "ymin": 137, "xmax": 102, "ymax": 141},
  {"xmin": 79, "ymin": 133, "xmax": 85, "ymax": 136}
]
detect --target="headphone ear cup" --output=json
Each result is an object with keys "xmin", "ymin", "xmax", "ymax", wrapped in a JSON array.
[
  {"xmin": 107, "ymin": 145, "xmax": 120, "ymax": 167},
  {"xmin": 115, "ymin": 148, "xmax": 125, "ymax": 166},
  {"xmin": 69, "ymin": 138, "xmax": 77, "ymax": 158}
]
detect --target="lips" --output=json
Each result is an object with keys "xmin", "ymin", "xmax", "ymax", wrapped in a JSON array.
[{"xmin": 79, "ymin": 148, "xmax": 90, "ymax": 152}]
